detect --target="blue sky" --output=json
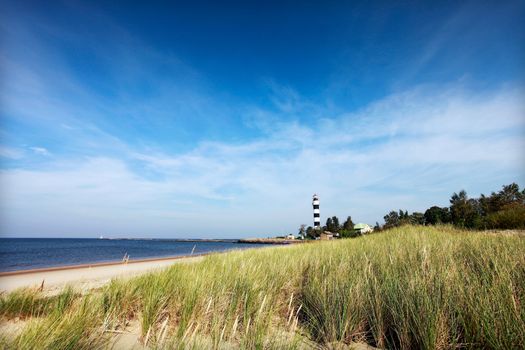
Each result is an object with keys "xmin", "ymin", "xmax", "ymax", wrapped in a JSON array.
[{"xmin": 1, "ymin": 0, "xmax": 524, "ymax": 238}]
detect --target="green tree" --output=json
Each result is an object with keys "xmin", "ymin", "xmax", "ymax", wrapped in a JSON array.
[
  {"xmin": 331, "ymin": 216, "xmax": 340, "ymax": 232},
  {"xmin": 479, "ymin": 193, "xmax": 500, "ymax": 216},
  {"xmin": 324, "ymin": 217, "xmax": 333, "ymax": 232},
  {"xmin": 324, "ymin": 216, "xmax": 341, "ymax": 232},
  {"xmin": 484, "ymin": 202, "xmax": 525, "ymax": 229},
  {"xmin": 481, "ymin": 183, "xmax": 525, "ymax": 216},
  {"xmin": 399, "ymin": 210, "xmax": 410, "ymax": 225},
  {"xmin": 498, "ymin": 183, "xmax": 524, "ymax": 204},
  {"xmin": 305, "ymin": 226, "xmax": 316, "ymax": 239},
  {"xmin": 450, "ymin": 190, "xmax": 481, "ymax": 228},
  {"xmin": 409, "ymin": 212, "xmax": 425, "ymax": 225},
  {"xmin": 298, "ymin": 224, "xmax": 306, "ymax": 239},
  {"xmin": 343, "ymin": 216, "xmax": 354, "ymax": 230},
  {"xmin": 479, "ymin": 183, "xmax": 525, "ymax": 229},
  {"xmin": 424, "ymin": 206, "xmax": 451, "ymax": 225},
  {"xmin": 450, "ymin": 190, "xmax": 468, "ymax": 226},
  {"xmin": 384, "ymin": 211, "xmax": 400, "ymax": 229}
]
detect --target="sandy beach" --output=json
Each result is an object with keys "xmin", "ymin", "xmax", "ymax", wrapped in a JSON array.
[{"xmin": 0, "ymin": 254, "xmax": 205, "ymax": 294}]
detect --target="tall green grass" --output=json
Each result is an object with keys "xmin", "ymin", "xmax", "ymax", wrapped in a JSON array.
[{"xmin": 1, "ymin": 226, "xmax": 524, "ymax": 349}]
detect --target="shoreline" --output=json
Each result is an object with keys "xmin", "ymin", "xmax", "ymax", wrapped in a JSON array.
[
  {"xmin": 0, "ymin": 239, "xmax": 295, "ymax": 275},
  {"xmin": 0, "ymin": 245, "xmax": 287, "ymax": 294},
  {"xmin": 238, "ymin": 238, "xmax": 308, "ymax": 244},
  {"xmin": 0, "ymin": 253, "xmax": 211, "ymax": 293},
  {"xmin": 0, "ymin": 252, "xmax": 212, "ymax": 277}
]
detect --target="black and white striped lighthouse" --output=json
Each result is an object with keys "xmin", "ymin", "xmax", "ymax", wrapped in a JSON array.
[{"xmin": 312, "ymin": 194, "xmax": 320, "ymax": 230}]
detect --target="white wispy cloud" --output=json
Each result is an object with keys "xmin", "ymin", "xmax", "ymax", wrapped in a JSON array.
[
  {"xmin": 29, "ymin": 147, "xmax": 51, "ymax": 156},
  {"xmin": 1, "ymin": 84, "xmax": 523, "ymax": 237},
  {"xmin": 0, "ymin": 5, "xmax": 523, "ymax": 237},
  {"xmin": 0, "ymin": 146, "xmax": 24, "ymax": 159}
]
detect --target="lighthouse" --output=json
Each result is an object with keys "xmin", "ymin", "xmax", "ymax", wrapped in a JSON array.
[{"xmin": 312, "ymin": 194, "xmax": 320, "ymax": 230}]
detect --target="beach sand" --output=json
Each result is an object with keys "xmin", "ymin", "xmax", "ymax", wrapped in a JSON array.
[{"xmin": 0, "ymin": 254, "xmax": 204, "ymax": 294}]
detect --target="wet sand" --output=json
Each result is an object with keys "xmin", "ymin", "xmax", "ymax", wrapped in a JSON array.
[{"xmin": 0, "ymin": 254, "xmax": 205, "ymax": 294}]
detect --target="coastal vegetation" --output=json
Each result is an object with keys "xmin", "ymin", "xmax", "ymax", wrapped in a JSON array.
[
  {"xmin": 306, "ymin": 183, "xmax": 525, "ymax": 239},
  {"xmin": 382, "ymin": 183, "xmax": 525, "ymax": 231},
  {"xmin": 1, "ymin": 225, "xmax": 524, "ymax": 349}
]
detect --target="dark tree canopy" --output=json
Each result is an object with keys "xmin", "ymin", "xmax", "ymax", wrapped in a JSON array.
[
  {"xmin": 343, "ymin": 216, "xmax": 354, "ymax": 230},
  {"xmin": 305, "ymin": 226, "xmax": 316, "ymax": 239},
  {"xmin": 384, "ymin": 211, "xmax": 400, "ymax": 229},
  {"xmin": 324, "ymin": 217, "xmax": 333, "ymax": 232},
  {"xmin": 379, "ymin": 183, "xmax": 524, "ymax": 231},
  {"xmin": 449, "ymin": 190, "xmax": 482, "ymax": 228},
  {"xmin": 424, "ymin": 206, "xmax": 451, "ymax": 225},
  {"xmin": 298, "ymin": 224, "xmax": 306, "ymax": 237},
  {"xmin": 409, "ymin": 212, "xmax": 425, "ymax": 225},
  {"xmin": 309, "ymin": 183, "xmax": 524, "ymax": 237},
  {"xmin": 324, "ymin": 216, "xmax": 341, "ymax": 233},
  {"xmin": 331, "ymin": 216, "xmax": 340, "ymax": 232}
]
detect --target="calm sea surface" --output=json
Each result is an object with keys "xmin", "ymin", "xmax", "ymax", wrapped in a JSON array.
[{"xmin": 0, "ymin": 238, "xmax": 264, "ymax": 272}]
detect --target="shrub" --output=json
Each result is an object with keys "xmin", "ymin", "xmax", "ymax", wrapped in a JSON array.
[{"xmin": 484, "ymin": 203, "xmax": 525, "ymax": 229}]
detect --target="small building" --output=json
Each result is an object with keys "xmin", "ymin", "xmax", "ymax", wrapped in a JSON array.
[
  {"xmin": 320, "ymin": 231, "xmax": 334, "ymax": 240},
  {"xmin": 354, "ymin": 223, "xmax": 373, "ymax": 234},
  {"xmin": 286, "ymin": 234, "xmax": 296, "ymax": 240}
]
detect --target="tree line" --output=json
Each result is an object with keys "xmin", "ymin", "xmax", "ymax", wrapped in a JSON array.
[
  {"xmin": 301, "ymin": 215, "xmax": 360, "ymax": 239},
  {"xmin": 297, "ymin": 183, "xmax": 524, "ymax": 239},
  {"xmin": 379, "ymin": 183, "xmax": 525, "ymax": 230}
]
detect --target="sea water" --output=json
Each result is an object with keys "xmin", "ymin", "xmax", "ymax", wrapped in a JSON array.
[{"xmin": 0, "ymin": 238, "xmax": 263, "ymax": 272}]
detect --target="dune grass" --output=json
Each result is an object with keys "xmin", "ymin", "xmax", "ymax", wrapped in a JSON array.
[{"xmin": 0, "ymin": 225, "xmax": 524, "ymax": 349}]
